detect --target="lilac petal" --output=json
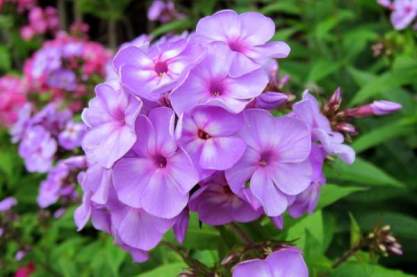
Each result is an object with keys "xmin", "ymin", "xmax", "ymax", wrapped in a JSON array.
[
  {"xmin": 74, "ymin": 192, "xmax": 91, "ymax": 231},
  {"xmin": 91, "ymin": 208, "xmax": 111, "ymax": 233},
  {"xmin": 225, "ymin": 147, "xmax": 259, "ymax": 195},
  {"xmin": 148, "ymin": 107, "xmax": 177, "ymax": 156},
  {"xmin": 200, "ymin": 137, "xmax": 246, "ymax": 170},
  {"xmin": 118, "ymin": 208, "xmax": 170, "ymax": 250},
  {"xmin": 170, "ymin": 74, "xmax": 208, "ymax": 114},
  {"xmin": 82, "ymin": 123, "xmax": 137, "ymax": 168},
  {"xmin": 239, "ymin": 109, "xmax": 277, "ymax": 151},
  {"xmin": 229, "ymin": 52, "xmax": 260, "ymax": 77},
  {"xmin": 273, "ymin": 161, "xmax": 312, "ymax": 196},
  {"xmin": 120, "ymin": 64, "xmax": 161, "ymax": 101},
  {"xmin": 112, "ymin": 158, "xmax": 154, "ymax": 208},
  {"xmin": 252, "ymin": 41, "xmax": 291, "ymax": 60},
  {"xmin": 167, "ymin": 150, "xmax": 199, "ymax": 194},
  {"xmin": 271, "ymin": 216, "xmax": 284, "ymax": 229},
  {"xmin": 274, "ymin": 117, "xmax": 311, "ymax": 163},
  {"xmin": 240, "ymin": 12, "xmax": 275, "ymax": 45},
  {"xmin": 250, "ymin": 169, "xmax": 288, "ymax": 216},
  {"xmin": 95, "ymin": 83, "xmax": 128, "ymax": 115},
  {"xmin": 141, "ymin": 172, "xmax": 189, "ymax": 219},
  {"xmin": 227, "ymin": 68, "xmax": 268, "ymax": 99},
  {"xmin": 266, "ymin": 247, "xmax": 309, "ymax": 277},
  {"xmin": 90, "ymin": 168, "xmax": 112, "ymax": 205},
  {"xmin": 196, "ymin": 10, "xmax": 241, "ymax": 41},
  {"xmin": 192, "ymin": 105, "xmax": 243, "ymax": 136},
  {"xmin": 132, "ymin": 115, "xmax": 156, "ymax": 157},
  {"xmin": 232, "ymin": 259, "xmax": 271, "ymax": 277},
  {"xmin": 173, "ymin": 209, "xmax": 189, "ymax": 244},
  {"xmin": 113, "ymin": 46, "xmax": 153, "ymax": 73}
]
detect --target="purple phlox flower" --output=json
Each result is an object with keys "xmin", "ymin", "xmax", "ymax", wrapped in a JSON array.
[
  {"xmin": 37, "ymin": 162, "xmax": 69, "ymax": 208},
  {"xmin": 196, "ymin": 9, "xmax": 290, "ymax": 76},
  {"xmin": 271, "ymin": 215, "xmax": 284, "ymax": 229},
  {"xmin": 19, "ymin": 125, "xmax": 57, "ymax": 173},
  {"xmin": 112, "ymin": 107, "xmax": 199, "ymax": 219},
  {"xmin": 345, "ymin": 100, "xmax": 402, "ymax": 117},
  {"xmin": 58, "ymin": 120, "xmax": 86, "ymax": 150},
  {"xmin": 253, "ymin": 92, "xmax": 289, "ymax": 110},
  {"xmin": 378, "ymin": 0, "xmax": 393, "ymax": 9},
  {"xmin": 288, "ymin": 145, "xmax": 326, "ymax": 218},
  {"xmin": 114, "ymin": 35, "xmax": 205, "ymax": 102},
  {"xmin": 232, "ymin": 246, "xmax": 308, "ymax": 277},
  {"xmin": 53, "ymin": 208, "xmax": 66, "ymax": 218},
  {"xmin": 62, "ymin": 41, "xmax": 83, "ymax": 58},
  {"xmin": 177, "ymin": 105, "xmax": 246, "ymax": 173},
  {"xmin": 148, "ymin": 0, "xmax": 184, "ymax": 23},
  {"xmin": 225, "ymin": 109, "xmax": 312, "ymax": 217},
  {"xmin": 371, "ymin": 100, "xmax": 402, "ymax": 115},
  {"xmin": 293, "ymin": 91, "xmax": 355, "ymax": 164},
  {"xmin": 31, "ymin": 46, "xmax": 62, "ymax": 78},
  {"xmin": 173, "ymin": 208, "xmax": 189, "ymax": 244},
  {"xmin": 0, "ymin": 197, "xmax": 17, "ymax": 212},
  {"xmin": 171, "ymin": 42, "xmax": 269, "ymax": 114},
  {"xmin": 30, "ymin": 102, "xmax": 72, "ymax": 136},
  {"xmin": 10, "ymin": 103, "xmax": 32, "ymax": 143},
  {"xmin": 189, "ymin": 173, "xmax": 262, "ymax": 226},
  {"xmin": 47, "ymin": 68, "xmax": 77, "ymax": 91},
  {"xmin": 82, "ymin": 82, "xmax": 143, "ymax": 168},
  {"xmin": 15, "ymin": 250, "xmax": 27, "ymax": 261},
  {"xmin": 391, "ymin": 0, "xmax": 417, "ymax": 30},
  {"xmin": 61, "ymin": 155, "xmax": 87, "ymax": 170}
]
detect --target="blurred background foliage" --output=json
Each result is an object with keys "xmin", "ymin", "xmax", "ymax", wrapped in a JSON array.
[{"xmin": 1, "ymin": 0, "xmax": 417, "ymax": 276}]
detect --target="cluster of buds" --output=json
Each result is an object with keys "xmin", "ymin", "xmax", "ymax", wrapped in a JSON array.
[
  {"xmin": 367, "ymin": 225, "xmax": 403, "ymax": 256},
  {"xmin": 322, "ymin": 88, "xmax": 402, "ymax": 137}
]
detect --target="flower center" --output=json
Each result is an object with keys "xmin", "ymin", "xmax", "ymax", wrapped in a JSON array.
[
  {"xmin": 113, "ymin": 108, "xmax": 125, "ymax": 125},
  {"xmin": 154, "ymin": 154, "xmax": 168, "ymax": 168},
  {"xmin": 228, "ymin": 38, "xmax": 246, "ymax": 53},
  {"xmin": 209, "ymin": 81, "xmax": 225, "ymax": 97},
  {"xmin": 197, "ymin": 129, "xmax": 211, "ymax": 140},
  {"xmin": 154, "ymin": 61, "xmax": 168, "ymax": 76},
  {"xmin": 405, "ymin": 5, "xmax": 413, "ymax": 13},
  {"xmin": 258, "ymin": 151, "xmax": 275, "ymax": 167}
]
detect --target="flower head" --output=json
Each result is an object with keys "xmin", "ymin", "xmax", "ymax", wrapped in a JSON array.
[
  {"xmin": 196, "ymin": 10, "xmax": 290, "ymax": 76},
  {"xmin": 112, "ymin": 107, "xmax": 199, "ymax": 218},
  {"xmin": 226, "ymin": 109, "xmax": 312, "ymax": 217},
  {"xmin": 171, "ymin": 42, "xmax": 268, "ymax": 114},
  {"xmin": 82, "ymin": 82, "xmax": 142, "ymax": 168}
]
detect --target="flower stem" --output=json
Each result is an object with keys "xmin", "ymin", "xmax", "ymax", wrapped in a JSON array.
[
  {"xmin": 228, "ymin": 223, "xmax": 253, "ymax": 245},
  {"xmin": 161, "ymin": 241, "xmax": 213, "ymax": 276},
  {"xmin": 332, "ymin": 241, "xmax": 364, "ymax": 268}
]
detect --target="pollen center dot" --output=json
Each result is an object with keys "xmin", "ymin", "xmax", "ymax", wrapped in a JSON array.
[{"xmin": 154, "ymin": 61, "xmax": 168, "ymax": 75}]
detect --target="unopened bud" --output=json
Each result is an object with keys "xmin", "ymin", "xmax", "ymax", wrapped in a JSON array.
[
  {"xmin": 335, "ymin": 122, "xmax": 357, "ymax": 135},
  {"xmin": 345, "ymin": 100, "xmax": 401, "ymax": 118},
  {"xmin": 255, "ymin": 92, "xmax": 289, "ymax": 110},
  {"xmin": 328, "ymin": 87, "xmax": 342, "ymax": 111}
]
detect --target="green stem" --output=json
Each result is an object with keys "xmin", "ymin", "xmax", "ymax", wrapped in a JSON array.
[{"xmin": 228, "ymin": 223, "xmax": 253, "ymax": 245}]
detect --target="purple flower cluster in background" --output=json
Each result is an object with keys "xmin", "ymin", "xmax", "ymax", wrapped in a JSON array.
[
  {"xmin": 11, "ymin": 102, "xmax": 87, "ymax": 209},
  {"xmin": 74, "ymin": 9, "xmax": 347, "ymax": 264},
  {"xmin": 378, "ymin": 0, "xmax": 417, "ymax": 30}
]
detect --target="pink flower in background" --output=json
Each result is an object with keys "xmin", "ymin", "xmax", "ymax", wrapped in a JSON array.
[
  {"xmin": 0, "ymin": 197, "xmax": 17, "ymax": 212},
  {"xmin": 0, "ymin": 75, "xmax": 27, "ymax": 127}
]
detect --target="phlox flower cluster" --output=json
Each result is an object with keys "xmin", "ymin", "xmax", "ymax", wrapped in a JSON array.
[
  {"xmin": 75, "ymin": 9, "xmax": 355, "ymax": 264},
  {"xmin": 0, "ymin": 75, "xmax": 27, "ymax": 127},
  {"xmin": 20, "ymin": 6, "xmax": 59, "ymax": 41},
  {"xmin": 378, "ymin": 0, "xmax": 417, "ymax": 30},
  {"xmin": 23, "ymin": 33, "xmax": 112, "ymax": 112}
]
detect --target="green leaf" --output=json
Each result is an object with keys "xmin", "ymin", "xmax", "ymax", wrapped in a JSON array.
[
  {"xmin": 325, "ymin": 158, "xmax": 404, "ymax": 188},
  {"xmin": 317, "ymin": 184, "xmax": 366, "ymax": 209},
  {"xmin": 307, "ymin": 59, "xmax": 344, "ymax": 83},
  {"xmin": 350, "ymin": 64, "xmax": 417, "ymax": 105},
  {"xmin": 349, "ymin": 213, "xmax": 361, "ymax": 247},
  {"xmin": 353, "ymin": 117, "xmax": 417, "ymax": 153},
  {"xmin": 0, "ymin": 45, "xmax": 11, "ymax": 71},
  {"xmin": 260, "ymin": 2, "xmax": 301, "ymax": 15},
  {"xmin": 286, "ymin": 211, "xmax": 323, "ymax": 251},
  {"xmin": 139, "ymin": 262, "xmax": 187, "ymax": 277},
  {"xmin": 151, "ymin": 19, "xmax": 193, "ymax": 37},
  {"xmin": 331, "ymin": 262, "xmax": 413, "ymax": 277}
]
